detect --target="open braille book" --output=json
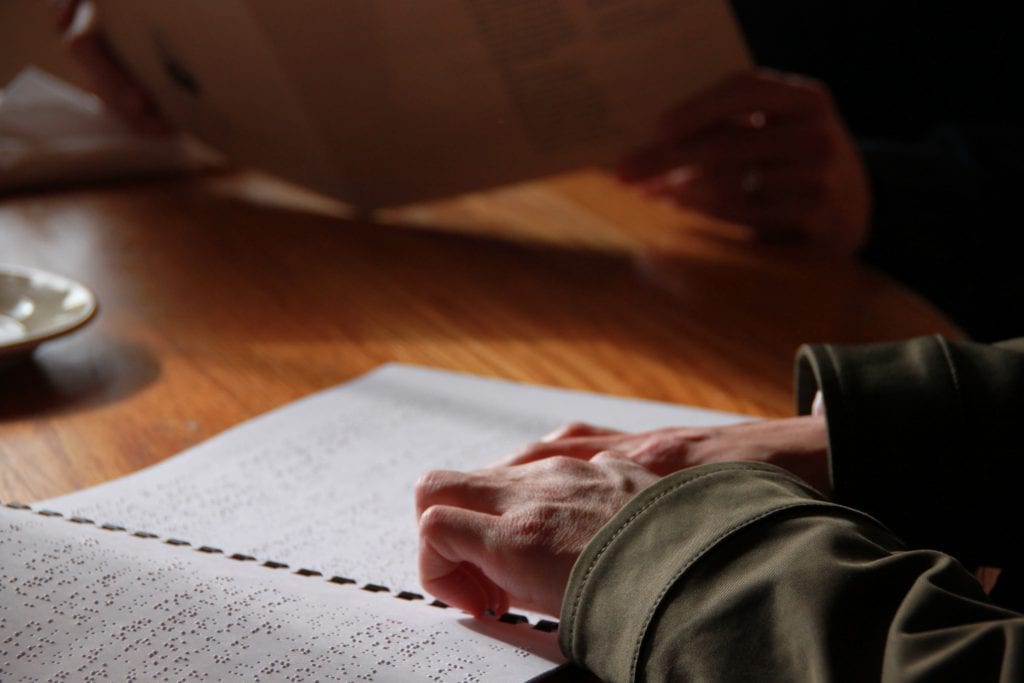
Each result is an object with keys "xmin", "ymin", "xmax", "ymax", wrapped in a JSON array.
[{"xmin": 1, "ymin": 364, "xmax": 747, "ymax": 681}]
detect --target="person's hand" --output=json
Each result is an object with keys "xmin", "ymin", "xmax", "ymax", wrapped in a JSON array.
[
  {"xmin": 50, "ymin": 0, "xmax": 169, "ymax": 133},
  {"xmin": 619, "ymin": 69, "xmax": 870, "ymax": 256},
  {"xmin": 416, "ymin": 453, "xmax": 659, "ymax": 618},
  {"xmin": 499, "ymin": 416, "xmax": 830, "ymax": 495}
]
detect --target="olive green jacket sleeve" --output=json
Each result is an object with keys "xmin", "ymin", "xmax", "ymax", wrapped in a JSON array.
[
  {"xmin": 795, "ymin": 334, "xmax": 1024, "ymax": 569},
  {"xmin": 559, "ymin": 336, "xmax": 1024, "ymax": 681},
  {"xmin": 558, "ymin": 462, "xmax": 1023, "ymax": 682}
]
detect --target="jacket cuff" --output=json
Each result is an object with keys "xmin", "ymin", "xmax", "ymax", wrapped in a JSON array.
[
  {"xmin": 794, "ymin": 334, "xmax": 999, "ymax": 563},
  {"xmin": 558, "ymin": 462, "xmax": 827, "ymax": 682},
  {"xmin": 796, "ymin": 334, "xmax": 959, "ymax": 499}
]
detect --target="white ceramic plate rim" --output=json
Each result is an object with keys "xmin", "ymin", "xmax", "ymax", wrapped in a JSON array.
[{"xmin": 0, "ymin": 265, "xmax": 98, "ymax": 357}]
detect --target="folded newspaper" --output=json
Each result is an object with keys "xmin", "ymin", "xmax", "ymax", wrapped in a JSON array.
[
  {"xmin": 94, "ymin": 0, "xmax": 750, "ymax": 206},
  {"xmin": 0, "ymin": 66, "xmax": 218, "ymax": 193}
]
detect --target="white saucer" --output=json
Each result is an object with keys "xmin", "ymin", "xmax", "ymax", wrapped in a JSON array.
[{"xmin": 0, "ymin": 266, "xmax": 98, "ymax": 360}]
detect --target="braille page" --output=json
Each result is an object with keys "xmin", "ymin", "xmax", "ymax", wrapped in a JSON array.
[
  {"xmin": 0, "ymin": 506, "xmax": 562, "ymax": 681},
  {"xmin": 41, "ymin": 364, "xmax": 749, "ymax": 609}
]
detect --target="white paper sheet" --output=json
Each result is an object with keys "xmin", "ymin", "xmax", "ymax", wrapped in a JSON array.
[
  {"xmin": 0, "ymin": 505, "xmax": 562, "ymax": 681},
  {"xmin": 40, "ymin": 364, "xmax": 750, "ymax": 620}
]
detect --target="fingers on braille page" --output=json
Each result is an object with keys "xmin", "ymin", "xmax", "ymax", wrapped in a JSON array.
[
  {"xmin": 499, "ymin": 435, "xmax": 630, "ymax": 468},
  {"xmin": 497, "ymin": 422, "xmax": 625, "ymax": 466},
  {"xmin": 418, "ymin": 505, "xmax": 508, "ymax": 617},
  {"xmin": 415, "ymin": 469, "xmax": 512, "ymax": 519},
  {"xmin": 0, "ymin": 506, "xmax": 553, "ymax": 680},
  {"xmin": 541, "ymin": 422, "xmax": 622, "ymax": 442}
]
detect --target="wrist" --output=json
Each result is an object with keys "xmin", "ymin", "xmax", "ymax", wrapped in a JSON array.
[{"xmin": 763, "ymin": 414, "xmax": 831, "ymax": 496}]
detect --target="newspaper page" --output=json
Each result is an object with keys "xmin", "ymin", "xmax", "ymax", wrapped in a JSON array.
[{"xmin": 96, "ymin": 0, "xmax": 750, "ymax": 206}]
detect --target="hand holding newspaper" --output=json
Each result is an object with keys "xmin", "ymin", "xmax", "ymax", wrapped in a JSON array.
[{"xmin": 93, "ymin": 0, "xmax": 750, "ymax": 206}]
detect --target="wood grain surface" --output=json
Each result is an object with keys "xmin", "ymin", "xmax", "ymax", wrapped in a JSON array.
[{"xmin": 0, "ymin": 169, "xmax": 958, "ymax": 502}]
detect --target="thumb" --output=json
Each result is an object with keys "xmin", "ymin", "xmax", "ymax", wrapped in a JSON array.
[{"xmin": 418, "ymin": 505, "xmax": 509, "ymax": 617}]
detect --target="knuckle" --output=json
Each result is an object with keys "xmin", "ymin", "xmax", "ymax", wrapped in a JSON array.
[
  {"xmin": 549, "ymin": 421, "xmax": 593, "ymax": 440},
  {"xmin": 414, "ymin": 470, "xmax": 457, "ymax": 505},
  {"xmin": 590, "ymin": 450, "xmax": 620, "ymax": 463},
  {"xmin": 631, "ymin": 450, "xmax": 662, "ymax": 471},
  {"xmin": 506, "ymin": 506, "xmax": 560, "ymax": 544},
  {"xmin": 414, "ymin": 469, "xmax": 445, "ymax": 494},
  {"xmin": 418, "ymin": 504, "xmax": 453, "ymax": 535}
]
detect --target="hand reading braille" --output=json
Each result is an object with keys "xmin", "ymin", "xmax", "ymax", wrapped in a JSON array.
[
  {"xmin": 415, "ymin": 453, "xmax": 659, "ymax": 618},
  {"xmin": 500, "ymin": 416, "xmax": 831, "ymax": 495}
]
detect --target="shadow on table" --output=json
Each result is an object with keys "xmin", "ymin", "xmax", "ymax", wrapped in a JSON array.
[{"xmin": 0, "ymin": 334, "xmax": 159, "ymax": 420}]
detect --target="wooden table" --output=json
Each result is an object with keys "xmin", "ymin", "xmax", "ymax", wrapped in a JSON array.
[{"xmin": 0, "ymin": 169, "xmax": 958, "ymax": 503}]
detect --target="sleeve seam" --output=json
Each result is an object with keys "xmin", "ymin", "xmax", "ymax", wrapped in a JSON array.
[
  {"xmin": 821, "ymin": 344, "xmax": 852, "ymax": 495},
  {"xmin": 564, "ymin": 464, "xmax": 789, "ymax": 659},
  {"xmin": 628, "ymin": 501, "xmax": 886, "ymax": 681},
  {"xmin": 823, "ymin": 344, "xmax": 850, "ymax": 421}
]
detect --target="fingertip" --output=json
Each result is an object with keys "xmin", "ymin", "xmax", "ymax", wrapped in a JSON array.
[
  {"xmin": 433, "ymin": 562, "xmax": 497, "ymax": 618},
  {"xmin": 540, "ymin": 422, "xmax": 582, "ymax": 442},
  {"xmin": 542, "ymin": 422, "xmax": 621, "ymax": 441},
  {"xmin": 463, "ymin": 581, "xmax": 491, "ymax": 618},
  {"xmin": 413, "ymin": 470, "xmax": 459, "ymax": 518},
  {"xmin": 419, "ymin": 534, "xmax": 483, "ymax": 616},
  {"xmin": 481, "ymin": 567, "xmax": 511, "ymax": 618},
  {"xmin": 496, "ymin": 592, "xmax": 510, "ymax": 618}
]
